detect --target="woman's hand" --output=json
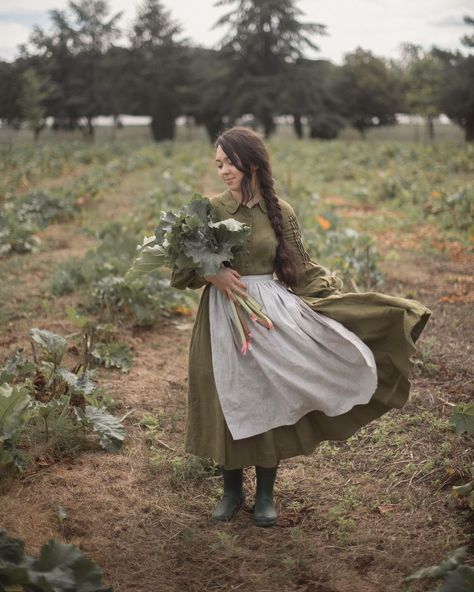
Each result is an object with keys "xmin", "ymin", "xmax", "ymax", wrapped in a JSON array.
[{"xmin": 204, "ymin": 267, "xmax": 247, "ymax": 301}]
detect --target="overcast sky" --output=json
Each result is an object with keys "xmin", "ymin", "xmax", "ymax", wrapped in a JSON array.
[{"xmin": 0, "ymin": 0, "xmax": 472, "ymax": 63}]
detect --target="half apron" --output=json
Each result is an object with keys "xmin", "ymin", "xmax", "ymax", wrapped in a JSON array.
[{"xmin": 209, "ymin": 274, "xmax": 378, "ymax": 440}]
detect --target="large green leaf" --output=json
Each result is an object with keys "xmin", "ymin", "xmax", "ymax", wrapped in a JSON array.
[
  {"xmin": 56, "ymin": 369, "xmax": 96, "ymax": 396},
  {"xmin": 74, "ymin": 405, "xmax": 125, "ymax": 452},
  {"xmin": 0, "ymin": 384, "xmax": 31, "ymax": 442},
  {"xmin": 0, "ymin": 529, "xmax": 113, "ymax": 591},
  {"xmin": 0, "ymin": 349, "xmax": 36, "ymax": 386},
  {"xmin": 405, "ymin": 547, "xmax": 468, "ymax": 582},
  {"xmin": 451, "ymin": 402, "xmax": 474, "ymax": 435},
  {"xmin": 29, "ymin": 328, "xmax": 68, "ymax": 366},
  {"xmin": 436, "ymin": 565, "xmax": 474, "ymax": 592},
  {"xmin": 123, "ymin": 237, "xmax": 167, "ymax": 284},
  {"xmin": 90, "ymin": 342, "xmax": 132, "ymax": 373}
]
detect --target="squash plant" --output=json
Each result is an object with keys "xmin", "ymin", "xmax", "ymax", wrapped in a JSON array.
[
  {"xmin": 0, "ymin": 328, "xmax": 126, "ymax": 475},
  {"xmin": 0, "ymin": 528, "xmax": 113, "ymax": 591}
]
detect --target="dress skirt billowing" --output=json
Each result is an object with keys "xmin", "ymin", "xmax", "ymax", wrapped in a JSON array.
[
  {"xmin": 185, "ymin": 275, "xmax": 432, "ymax": 470},
  {"xmin": 209, "ymin": 275, "xmax": 378, "ymax": 441}
]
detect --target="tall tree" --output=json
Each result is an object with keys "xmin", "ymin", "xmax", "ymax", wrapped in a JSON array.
[
  {"xmin": 335, "ymin": 48, "xmax": 404, "ymax": 138},
  {"xmin": 129, "ymin": 0, "xmax": 188, "ymax": 141},
  {"xmin": 398, "ymin": 44, "xmax": 444, "ymax": 140},
  {"xmin": 213, "ymin": 0, "xmax": 326, "ymax": 137},
  {"xmin": 437, "ymin": 16, "xmax": 474, "ymax": 141},
  {"xmin": 182, "ymin": 47, "xmax": 232, "ymax": 142},
  {"xmin": 19, "ymin": 68, "xmax": 54, "ymax": 142},
  {"xmin": 0, "ymin": 61, "xmax": 23, "ymax": 129},
  {"xmin": 27, "ymin": 0, "xmax": 122, "ymax": 138}
]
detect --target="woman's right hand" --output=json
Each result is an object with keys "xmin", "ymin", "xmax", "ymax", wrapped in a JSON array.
[{"xmin": 204, "ymin": 267, "xmax": 247, "ymax": 301}]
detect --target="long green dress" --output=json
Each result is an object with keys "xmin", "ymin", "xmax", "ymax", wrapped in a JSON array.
[{"xmin": 170, "ymin": 188, "xmax": 432, "ymax": 469}]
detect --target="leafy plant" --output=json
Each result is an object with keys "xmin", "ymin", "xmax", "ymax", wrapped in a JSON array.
[
  {"xmin": 124, "ymin": 194, "xmax": 250, "ymax": 283},
  {"xmin": 74, "ymin": 405, "xmax": 125, "ymax": 452},
  {"xmin": 0, "ymin": 327, "xmax": 127, "ymax": 474},
  {"xmin": 50, "ymin": 221, "xmax": 192, "ymax": 327},
  {"xmin": 303, "ymin": 210, "xmax": 384, "ymax": 291},
  {"xmin": 451, "ymin": 402, "xmax": 474, "ymax": 436},
  {"xmin": 0, "ymin": 384, "xmax": 31, "ymax": 472},
  {"xmin": 404, "ymin": 546, "xmax": 474, "ymax": 592},
  {"xmin": 0, "ymin": 528, "xmax": 113, "ymax": 591},
  {"xmin": 90, "ymin": 341, "xmax": 133, "ymax": 372}
]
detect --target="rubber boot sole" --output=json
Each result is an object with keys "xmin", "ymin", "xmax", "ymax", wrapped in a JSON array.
[{"xmin": 212, "ymin": 495, "xmax": 245, "ymax": 522}]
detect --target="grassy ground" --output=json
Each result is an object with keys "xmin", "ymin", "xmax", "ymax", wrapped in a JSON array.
[{"xmin": 0, "ymin": 137, "xmax": 472, "ymax": 592}]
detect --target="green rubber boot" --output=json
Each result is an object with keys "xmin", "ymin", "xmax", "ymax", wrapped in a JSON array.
[
  {"xmin": 212, "ymin": 468, "xmax": 245, "ymax": 522},
  {"xmin": 252, "ymin": 465, "xmax": 278, "ymax": 527}
]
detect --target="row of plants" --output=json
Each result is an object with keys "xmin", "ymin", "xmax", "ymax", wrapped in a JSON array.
[
  {"xmin": 0, "ymin": 145, "xmax": 165, "ymax": 256},
  {"xmin": 270, "ymin": 139, "xmax": 474, "ymax": 247},
  {"xmin": 0, "ymin": 325, "xmax": 128, "ymax": 477},
  {"xmin": 0, "ymin": 139, "xmax": 150, "ymax": 195},
  {"xmin": 49, "ymin": 153, "xmax": 209, "ymax": 327}
]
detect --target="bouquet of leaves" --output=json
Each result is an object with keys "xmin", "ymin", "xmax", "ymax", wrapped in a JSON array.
[{"xmin": 124, "ymin": 194, "xmax": 273, "ymax": 354}]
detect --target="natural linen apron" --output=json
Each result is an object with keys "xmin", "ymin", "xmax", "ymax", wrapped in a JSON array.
[{"xmin": 209, "ymin": 274, "xmax": 378, "ymax": 440}]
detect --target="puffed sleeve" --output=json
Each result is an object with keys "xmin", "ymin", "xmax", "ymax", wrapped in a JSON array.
[
  {"xmin": 282, "ymin": 205, "xmax": 344, "ymax": 298},
  {"xmin": 169, "ymin": 267, "xmax": 209, "ymax": 291}
]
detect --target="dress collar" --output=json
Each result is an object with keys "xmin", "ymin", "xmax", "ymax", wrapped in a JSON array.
[{"xmin": 218, "ymin": 188, "xmax": 268, "ymax": 214}]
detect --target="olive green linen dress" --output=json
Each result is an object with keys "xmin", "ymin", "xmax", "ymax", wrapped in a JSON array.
[{"xmin": 170, "ymin": 188, "xmax": 432, "ymax": 469}]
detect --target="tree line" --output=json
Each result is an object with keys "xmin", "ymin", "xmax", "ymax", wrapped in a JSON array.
[{"xmin": 0, "ymin": 0, "xmax": 473, "ymax": 142}]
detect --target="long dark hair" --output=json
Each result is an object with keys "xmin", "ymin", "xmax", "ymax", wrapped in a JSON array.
[{"xmin": 214, "ymin": 126, "xmax": 299, "ymax": 288}]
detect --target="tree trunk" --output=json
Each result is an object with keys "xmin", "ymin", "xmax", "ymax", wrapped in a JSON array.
[
  {"xmin": 150, "ymin": 109, "xmax": 176, "ymax": 142},
  {"xmin": 465, "ymin": 115, "xmax": 474, "ymax": 142},
  {"xmin": 260, "ymin": 111, "xmax": 276, "ymax": 138},
  {"xmin": 204, "ymin": 115, "xmax": 224, "ymax": 143},
  {"xmin": 86, "ymin": 116, "xmax": 95, "ymax": 141},
  {"xmin": 427, "ymin": 115, "xmax": 435, "ymax": 141},
  {"xmin": 293, "ymin": 113, "xmax": 303, "ymax": 139},
  {"xmin": 33, "ymin": 122, "xmax": 45, "ymax": 143}
]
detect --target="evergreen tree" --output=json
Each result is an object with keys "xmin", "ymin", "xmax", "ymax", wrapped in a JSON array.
[
  {"xmin": 27, "ymin": 0, "xmax": 122, "ymax": 138},
  {"xmin": 129, "ymin": 0, "xmax": 188, "ymax": 141},
  {"xmin": 213, "ymin": 0, "xmax": 326, "ymax": 137}
]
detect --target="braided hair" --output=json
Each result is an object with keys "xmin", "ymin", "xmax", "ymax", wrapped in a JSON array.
[{"xmin": 214, "ymin": 126, "xmax": 299, "ymax": 288}]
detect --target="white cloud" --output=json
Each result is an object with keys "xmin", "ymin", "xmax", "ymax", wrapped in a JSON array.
[
  {"xmin": 0, "ymin": 21, "xmax": 32, "ymax": 60},
  {"xmin": 0, "ymin": 0, "xmax": 471, "ymax": 62},
  {"xmin": 0, "ymin": 0, "xmax": 63, "ymax": 13}
]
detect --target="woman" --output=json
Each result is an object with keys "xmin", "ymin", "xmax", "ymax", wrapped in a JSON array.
[{"xmin": 170, "ymin": 126, "xmax": 431, "ymax": 527}]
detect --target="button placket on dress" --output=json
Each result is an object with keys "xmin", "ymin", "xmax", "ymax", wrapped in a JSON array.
[{"xmin": 241, "ymin": 205, "xmax": 254, "ymax": 272}]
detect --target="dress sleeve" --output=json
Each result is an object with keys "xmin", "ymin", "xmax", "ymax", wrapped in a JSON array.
[
  {"xmin": 169, "ymin": 267, "xmax": 209, "ymax": 291},
  {"xmin": 282, "ymin": 205, "xmax": 344, "ymax": 298}
]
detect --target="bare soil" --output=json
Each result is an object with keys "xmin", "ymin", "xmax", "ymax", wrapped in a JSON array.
[{"xmin": 0, "ymin": 160, "xmax": 472, "ymax": 592}]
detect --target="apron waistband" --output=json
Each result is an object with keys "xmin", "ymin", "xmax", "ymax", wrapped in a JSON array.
[{"xmin": 239, "ymin": 274, "xmax": 274, "ymax": 281}]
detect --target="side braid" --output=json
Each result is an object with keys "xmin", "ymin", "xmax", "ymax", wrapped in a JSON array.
[{"xmin": 259, "ymin": 171, "xmax": 299, "ymax": 288}]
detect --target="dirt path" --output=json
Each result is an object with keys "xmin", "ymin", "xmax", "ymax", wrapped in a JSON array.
[{"xmin": 0, "ymin": 159, "xmax": 472, "ymax": 592}]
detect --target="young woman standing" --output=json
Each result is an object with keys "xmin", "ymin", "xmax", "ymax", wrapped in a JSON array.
[{"xmin": 170, "ymin": 126, "xmax": 431, "ymax": 527}]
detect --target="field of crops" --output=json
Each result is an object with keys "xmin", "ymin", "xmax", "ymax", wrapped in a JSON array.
[{"xmin": 0, "ymin": 132, "xmax": 472, "ymax": 591}]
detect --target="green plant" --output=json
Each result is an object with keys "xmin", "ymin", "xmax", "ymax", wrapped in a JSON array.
[
  {"xmin": 0, "ymin": 528, "xmax": 113, "ymax": 591},
  {"xmin": 0, "ymin": 384, "xmax": 31, "ymax": 473},
  {"xmin": 451, "ymin": 402, "xmax": 474, "ymax": 435},
  {"xmin": 90, "ymin": 341, "xmax": 133, "ymax": 372},
  {"xmin": 405, "ymin": 546, "xmax": 474, "ymax": 592},
  {"xmin": 0, "ymin": 327, "xmax": 126, "ymax": 475}
]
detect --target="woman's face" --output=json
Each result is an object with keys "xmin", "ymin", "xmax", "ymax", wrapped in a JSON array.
[{"xmin": 215, "ymin": 144, "xmax": 245, "ymax": 192}]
